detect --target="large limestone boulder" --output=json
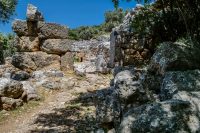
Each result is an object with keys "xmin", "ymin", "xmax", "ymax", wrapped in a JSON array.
[
  {"xmin": 12, "ymin": 20, "xmax": 28, "ymax": 36},
  {"xmin": 95, "ymin": 87, "xmax": 121, "ymax": 127},
  {"xmin": 11, "ymin": 71, "xmax": 31, "ymax": 81},
  {"xmin": 1, "ymin": 97, "xmax": 23, "ymax": 111},
  {"xmin": 96, "ymin": 54, "xmax": 109, "ymax": 74},
  {"xmin": 38, "ymin": 22, "xmax": 68, "ymax": 39},
  {"xmin": 14, "ymin": 36, "xmax": 40, "ymax": 52},
  {"xmin": 41, "ymin": 39, "xmax": 73, "ymax": 54},
  {"xmin": 149, "ymin": 42, "xmax": 200, "ymax": 75},
  {"xmin": 96, "ymin": 94, "xmax": 121, "ymax": 127},
  {"xmin": 26, "ymin": 4, "xmax": 44, "ymax": 22},
  {"xmin": 160, "ymin": 70, "xmax": 200, "ymax": 115},
  {"xmin": 114, "ymin": 69, "xmax": 147, "ymax": 104},
  {"xmin": 61, "ymin": 52, "xmax": 74, "ymax": 71},
  {"xmin": 0, "ymin": 78, "xmax": 24, "ymax": 99},
  {"xmin": 21, "ymin": 81, "xmax": 39, "ymax": 101},
  {"xmin": 12, "ymin": 20, "xmax": 37, "ymax": 36},
  {"xmin": 12, "ymin": 52, "xmax": 60, "ymax": 72},
  {"xmin": 12, "ymin": 52, "xmax": 37, "ymax": 72},
  {"xmin": 118, "ymin": 100, "xmax": 199, "ymax": 133}
]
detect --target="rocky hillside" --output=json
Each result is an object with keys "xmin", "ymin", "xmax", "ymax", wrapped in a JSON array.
[{"xmin": 95, "ymin": 4, "xmax": 200, "ymax": 133}]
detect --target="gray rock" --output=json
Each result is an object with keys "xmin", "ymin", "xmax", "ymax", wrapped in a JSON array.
[
  {"xmin": 161, "ymin": 70, "xmax": 200, "ymax": 100},
  {"xmin": 95, "ymin": 129, "xmax": 105, "ymax": 133},
  {"xmin": 74, "ymin": 61, "xmax": 96, "ymax": 76},
  {"xmin": 12, "ymin": 52, "xmax": 60, "ymax": 72},
  {"xmin": 42, "ymin": 80, "xmax": 61, "ymax": 90},
  {"xmin": 95, "ymin": 87, "xmax": 121, "ymax": 128},
  {"xmin": 118, "ymin": 100, "xmax": 196, "ymax": 133},
  {"xmin": 26, "ymin": 4, "xmax": 44, "ymax": 22},
  {"xmin": 142, "ymin": 71, "xmax": 163, "ymax": 95},
  {"xmin": 38, "ymin": 22, "xmax": 68, "ymax": 39},
  {"xmin": 1, "ymin": 97, "xmax": 17, "ymax": 110},
  {"xmin": 96, "ymin": 54, "xmax": 109, "ymax": 74},
  {"xmin": 14, "ymin": 36, "xmax": 40, "ymax": 52},
  {"xmin": 96, "ymin": 94, "xmax": 121, "ymax": 126},
  {"xmin": 44, "ymin": 70, "xmax": 64, "ymax": 78},
  {"xmin": 41, "ymin": 39, "xmax": 74, "ymax": 54},
  {"xmin": 61, "ymin": 52, "xmax": 74, "ymax": 71},
  {"xmin": 1, "ymin": 97, "xmax": 23, "ymax": 110},
  {"xmin": 12, "ymin": 20, "xmax": 28, "ymax": 36},
  {"xmin": 22, "ymin": 81, "xmax": 39, "ymax": 101},
  {"xmin": 0, "ymin": 78, "xmax": 24, "ymax": 98},
  {"xmin": 11, "ymin": 71, "xmax": 31, "ymax": 81},
  {"xmin": 12, "ymin": 52, "xmax": 37, "ymax": 72},
  {"xmin": 60, "ymin": 77, "xmax": 75, "ymax": 90},
  {"xmin": 149, "ymin": 42, "xmax": 200, "ymax": 75},
  {"xmin": 114, "ymin": 70, "xmax": 147, "ymax": 104},
  {"xmin": 12, "ymin": 20, "xmax": 37, "ymax": 36}
]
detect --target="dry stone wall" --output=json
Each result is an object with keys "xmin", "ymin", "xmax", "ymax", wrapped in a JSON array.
[
  {"xmin": 12, "ymin": 4, "xmax": 72, "ymax": 72},
  {"xmin": 109, "ymin": 5, "xmax": 153, "ymax": 68},
  {"xmin": 11, "ymin": 4, "xmax": 111, "ymax": 74}
]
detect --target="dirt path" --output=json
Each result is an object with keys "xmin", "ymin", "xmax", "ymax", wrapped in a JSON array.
[{"xmin": 0, "ymin": 74, "xmax": 111, "ymax": 133}]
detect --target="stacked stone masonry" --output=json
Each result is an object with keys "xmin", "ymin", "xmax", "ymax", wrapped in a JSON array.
[
  {"xmin": 109, "ymin": 6, "xmax": 154, "ymax": 68},
  {"xmin": 12, "ymin": 4, "xmax": 72, "ymax": 72}
]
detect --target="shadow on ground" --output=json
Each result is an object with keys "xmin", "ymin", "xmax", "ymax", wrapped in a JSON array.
[{"xmin": 28, "ymin": 89, "xmax": 105, "ymax": 133}]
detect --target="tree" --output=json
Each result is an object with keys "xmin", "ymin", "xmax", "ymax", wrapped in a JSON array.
[
  {"xmin": 0, "ymin": 0, "xmax": 18, "ymax": 23},
  {"xmin": 112, "ymin": 0, "xmax": 152, "ymax": 8}
]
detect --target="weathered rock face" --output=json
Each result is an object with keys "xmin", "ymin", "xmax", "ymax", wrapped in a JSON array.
[
  {"xmin": 61, "ymin": 52, "xmax": 74, "ymax": 71},
  {"xmin": 1, "ymin": 97, "xmax": 23, "ymax": 111},
  {"xmin": 12, "ymin": 20, "xmax": 38, "ymax": 36},
  {"xmin": 0, "ymin": 78, "xmax": 24, "ymax": 99},
  {"xmin": 26, "ymin": 4, "xmax": 44, "ymax": 22},
  {"xmin": 72, "ymin": 37, "xmax": 111, "ymax": 75},
  {"xmin": 96, "ymin": 6, "xmax": 200, "ymax": 132},
  {"xmin": 21, "ymin": 81, "xmax": 39, "ymax": 101},
  {"xmin": 41, "ymin": 39, "xmax": 73, "ymax": 54},
  {"xmin": 118, "ymin": 100, "xmax": 197, "ymax": 133},
  {"xmin": 114, "ymin": 69, "xmax": 147, "ymax": 104},
  {"xmin": 12, "ymin": 52, "xmax": 60, "ymax": 72},
  {"xmin": 38, "ymin": 22, "xmax": 68, "ymax": 39},
  {"xmin": 95, "ymin": 87, "xmax": 121, "ymax": 127},
  {"xmin": 96, "ymin": 93, "xmax": 121, "ymax": 126},
  {"xmin": 149, "ymin": 42, "xmax": 200, "ymax": 75},
  {"xmin": 11, "ymin": 71, "xmax": 31, "ymax": 81},
  {"xmin": 14, "ymin": 36, "xmax": 40, "ymax": 52},
  {"xmin": 109, "ymin": 5, "xmax": 153, "ymax": 68},
  {"xmin": 161, "ymin": 70, "xmax": 200, "ymax": 100},
  {"xmin": 12, "ymin": 20, "xmax": 29, "ymax": 36}
]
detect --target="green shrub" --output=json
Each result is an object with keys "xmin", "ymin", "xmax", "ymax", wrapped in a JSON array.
[
  {"xmin": 102, "ymin": 8, "xmax": 127, "ymax": 32},
  {"xmin": 0, "ymin": 33, "xmax": 15, "ymax": 58},
  {"xmin": 68, "ymin": 8, "xmax": 127, "ymax": 40},
  {"xmin": 69, "ymin": 26, "xmax": 101, "ymax": 40}
]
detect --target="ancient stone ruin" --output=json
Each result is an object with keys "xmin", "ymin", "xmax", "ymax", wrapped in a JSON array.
[
  {"xmin": 11, "ymin": 4, "xmax": 110, "ymax": 75},
  {"xmin": 12, "ymin": 4, "xmax": 72, "ymax": 72},
  {"xmin": 109, "ymin": 5, "xmax": 153, "ymax": 68},
  {"xmin": 95, "ymin": 4, "xmax": 200, "ymax": 133},
  {"xmin": 0, "ymin": 4, "xmax": 110, "ymax": 112}
]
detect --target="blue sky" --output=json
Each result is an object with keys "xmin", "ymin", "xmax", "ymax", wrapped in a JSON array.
[{"xmin": 0, "ymin": 0, "xmax": 137, "ymax": 33}]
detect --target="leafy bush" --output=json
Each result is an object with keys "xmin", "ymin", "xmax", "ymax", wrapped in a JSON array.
[
  {"xmin": 69, "ymin": 26, "xmax": 102, "ymax": 40},
  {"xmin": 102, "ymin": 8, "xmax": 127, "ymax": 32},
  {"xmin": 130, "ymin": 1, "xmax": 199, "ymax": 49},
  {"xmin": 0, "ymin": 33, "xmax": 15, "ymax": 58},
  {"xmin": 68, "ymin": 8, "xmax": 126, "ymax": 40},
  {"xmin": 0, "ymin": 0, "xmax": 18, "ymax": 23}
]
